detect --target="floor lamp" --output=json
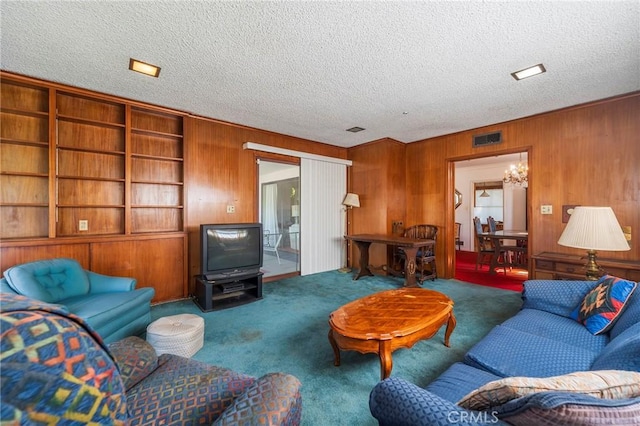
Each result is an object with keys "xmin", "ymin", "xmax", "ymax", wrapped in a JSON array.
[{"xmin": 338, "ymin": 193, "xmax": 360, "ymax": 273}]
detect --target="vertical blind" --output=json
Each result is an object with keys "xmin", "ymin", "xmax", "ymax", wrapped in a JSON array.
[{"xmin": 300, "ymin": 158, "xmax": 346, "ymax": 275}]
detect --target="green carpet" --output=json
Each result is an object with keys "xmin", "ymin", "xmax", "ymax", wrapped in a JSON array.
[{"xmin": 150, "ymin": 271, "xmax": 522, "ymax": 425}]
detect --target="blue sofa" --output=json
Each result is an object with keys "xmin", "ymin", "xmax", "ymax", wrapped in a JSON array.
[
  {"xmin": 370, "ymin": 279, "xmax": 640, "ymax": 425},
  {"xmin": 1, "ymin": 258, "xmax": 155, "ymax": 343},
  {"xmin": 1, "ymin": 293, "xmax": 302, "ymax": 425}
]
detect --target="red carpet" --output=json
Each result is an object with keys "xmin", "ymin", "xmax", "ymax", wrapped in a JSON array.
[{"xmin": 455, "ymin": 250, "xmax": 526, "ymax": 292}]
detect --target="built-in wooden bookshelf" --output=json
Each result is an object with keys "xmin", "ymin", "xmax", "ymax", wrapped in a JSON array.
[
  {"xmin": 130, "ymin": 107, "xmax": 184, "ymax": 233},
  {"xmin": 56, "ymin": 92, "xmax": 126, "ymax": 236},
  {"xmin": 0, "ymin": 77, "xmax": 185, "ymax": 239},
  {"xmin": 0, "ymin": 79, "xmax": 50, "ymax": 239}
]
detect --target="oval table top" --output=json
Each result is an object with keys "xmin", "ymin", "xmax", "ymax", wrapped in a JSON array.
[{"xmin": 328, "ymin": 288, "xmax": 454, "ymax": 341}]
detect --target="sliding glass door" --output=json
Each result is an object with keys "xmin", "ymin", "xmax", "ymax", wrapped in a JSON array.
[{"xmin": 258, "ymin": 161, "xmax": 300, "ymax": 278}]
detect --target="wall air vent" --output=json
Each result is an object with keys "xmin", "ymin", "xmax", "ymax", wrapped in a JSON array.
[{"xmin": 472, "ymin": 131, "xmax": 502, "ymax": 148}]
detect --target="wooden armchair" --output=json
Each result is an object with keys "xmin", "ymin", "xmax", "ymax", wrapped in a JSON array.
[{"xmin": 394, "ymin": 224, "xmax": 438, "ymax": 282}]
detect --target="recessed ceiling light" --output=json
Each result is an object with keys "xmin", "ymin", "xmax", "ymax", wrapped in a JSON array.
[
  {"xmin": 511, "ymin": 63, "xmax": 546, "ymax": 81},
  {"xmin": 129, "ymin": 58, "xmax": 161, "ymax": 78},
  {"xmin": 346, "ymin": 127, "xmax": 365, "ymax": 133}
]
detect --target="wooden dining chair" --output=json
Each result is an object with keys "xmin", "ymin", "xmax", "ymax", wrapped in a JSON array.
[
  {"xmin": 487, "ymin": 216, "xmax": 507, "ymax": 263},
  {"xmin": 473, "ymin": 217, "xmax": 506, "ymax": 275},
  {"xmin": 454, "ymin": 222, "xmax": 462, "ymax": 250},
  {"xmin": 487, "ymin": 216, "xmax": 497, "ymax": 232}
]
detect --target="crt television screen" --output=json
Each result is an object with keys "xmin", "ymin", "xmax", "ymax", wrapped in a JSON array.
[{"xmin": 205, "ymin": 226, "xmax": 262, "ymax": 273}]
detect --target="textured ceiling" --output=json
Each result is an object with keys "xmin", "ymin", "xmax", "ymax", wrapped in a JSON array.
[{"xmin": 1, "ymin": 1, "xmax": 638, "ymax": 148}]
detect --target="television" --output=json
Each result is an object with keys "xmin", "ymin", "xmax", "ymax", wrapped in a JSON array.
[{"xmin": 200, "ymin": 223, "xmax": 263, "ymax": 280}]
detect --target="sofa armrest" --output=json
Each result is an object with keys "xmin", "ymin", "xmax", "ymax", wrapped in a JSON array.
[
  {"xmin": 212, "ymin": 372, "xmax": 302, "ymax": 426},
  {"xmin": 87, "ymin": 270, "xmax": 136, "ymax": 293},
  {"xmin": 522, "ymin": 279, "xmax": 599, "ymax": 317},
  {"xmin": 369, "ymin": 377, "xmax": 505, "ymax": 426}
]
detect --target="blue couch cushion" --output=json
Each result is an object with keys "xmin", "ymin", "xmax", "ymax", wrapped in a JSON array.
[
  {"xmin": 501, "ymin": 309, "xmax": 609, "ymax": 352},
  {"xmin": 465, "ymin": 325, "xmax": 599, "ymax": 378},
  {"xmin": 591, "ymin": 322, "xmax": 640, "ymax": 372},
  {"xmin": 4, "ymin": 258, "xmax": 90, "ymax": 303},
  {"xmin": 425, "ymin": 362, "xmax": 503, "ymax": 403},
  {"xmin": 522, "ymin": 280, "xmax": 598, "ymax": 317}
]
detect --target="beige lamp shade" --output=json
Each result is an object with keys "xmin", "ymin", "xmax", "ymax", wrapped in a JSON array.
[
  {"xmin": 558, "ymin": 206, "xmax": 629, "ymax": 251},
  {"xmin": 342, "ymin": 193, "xmax": 360, "ymax": 208}
]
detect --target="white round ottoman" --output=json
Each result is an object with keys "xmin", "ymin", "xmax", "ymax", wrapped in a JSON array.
[{"xmin": 146, "ymin": 314, "xmax": 204, "ymax": 358}]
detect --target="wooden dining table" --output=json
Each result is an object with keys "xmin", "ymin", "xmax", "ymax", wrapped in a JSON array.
[
  {"xmin": 345, "ymin": 234, "xmax": 435, "ymax": 287},
  {"xmin": 479, "ymin": 230, "xmax": 528, "ymax": 274}
]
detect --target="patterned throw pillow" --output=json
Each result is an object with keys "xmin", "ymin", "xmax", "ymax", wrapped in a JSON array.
[
  {"xmin": 570, "ymin": 275, "xmax": 637, "ymax": 335},
  {"xmin": 458, "ymin": 370, "xmax": 640, "ymax": 411}
]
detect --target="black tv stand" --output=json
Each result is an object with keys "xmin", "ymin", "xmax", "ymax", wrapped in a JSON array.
[{"xmin": 194, "ymin": 272, "xmax": 263, "ymax": 312}]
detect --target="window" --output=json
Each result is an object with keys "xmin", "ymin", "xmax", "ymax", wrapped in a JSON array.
[{"xmin": 474, "ymin": 182, "xmax": 503, "ymax": 223}]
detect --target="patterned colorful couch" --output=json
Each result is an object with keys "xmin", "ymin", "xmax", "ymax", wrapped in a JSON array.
[
  {"xmin": 1, "ymin": 258, "xmax": 155, "ymax": 343},
  {"xmin": 369, "ymin": 278, "xmax": 640, "ymax": 425},
  {"xmin": 0, "ymin": 293, "xmax": 302, "ymax": 425}
]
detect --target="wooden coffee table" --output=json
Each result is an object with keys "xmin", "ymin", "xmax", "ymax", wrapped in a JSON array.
[{"xmin": 328, "ymin": 288, "xmax": 456, "ymax": 380}]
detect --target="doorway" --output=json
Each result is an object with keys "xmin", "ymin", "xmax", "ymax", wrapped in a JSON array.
[
  {"xmin": 454, "ymin": 152, "xmax": 528, "ymax": 251},
  {"xmin": 453, "ymin": 152, "xmax": 529, "ymax": 287},
  {"xmin": 258, "ymin": 160, "xmax": 301, "ymax": 278}
]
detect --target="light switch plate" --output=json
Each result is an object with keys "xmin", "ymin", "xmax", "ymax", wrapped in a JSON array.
[
  {"xmin": 79, "ymin": 220, "xmax": 88, "ymax": 231},
  {"xmin": 541, "ymin": 205, "xmax": 553, "ymax": 214}
]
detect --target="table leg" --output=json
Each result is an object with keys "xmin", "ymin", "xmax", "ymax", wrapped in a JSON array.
[
  {"xmin": 352, "ymin": 240, "xmax": 374, "ymax": 280},
  {"xmin": 444, "ymin": 311, "xmax": 457, "ymax": 347},
  {"xmin": 328, "ymin": 329, "xmax": 341, "ymax": 367},
  {"xmin": 401, "ymin": 246, "xmax": 419, "ymax": 287},
  {"xmin": 379, "ymin": 340, "xmax": 393, "ymax": 379}
]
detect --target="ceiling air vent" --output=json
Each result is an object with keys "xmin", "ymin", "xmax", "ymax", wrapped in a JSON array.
[{"xmin": 472, "ymin": 131, "xmax": 502, "ymax": 148}]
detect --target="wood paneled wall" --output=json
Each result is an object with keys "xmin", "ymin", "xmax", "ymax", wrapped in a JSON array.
[
  {"xmin": 184, "ymin": 116, "xmax": 347, "ymax": 293},
  {"xmin": 348, "ymin": 138, "xmax": 406, "ymax": 269},
  {"xmin": 349, "ymin": 93, "xmax": 640, "ymax": 278}
]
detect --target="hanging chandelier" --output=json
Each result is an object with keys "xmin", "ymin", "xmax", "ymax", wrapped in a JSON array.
[{"xmin": 503, "ymin": 154, "xmax": 528, "ymax": 187}]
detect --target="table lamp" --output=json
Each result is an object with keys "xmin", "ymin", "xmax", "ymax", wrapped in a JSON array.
[{"xmin": 557, "ymin": 206, "xmax": 630, "ymax": 280}]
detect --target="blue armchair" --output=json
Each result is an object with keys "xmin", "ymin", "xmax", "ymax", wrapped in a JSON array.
[{"xmin": 1, "ymin": 257, "xmax": 154, "ymax": 343}]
